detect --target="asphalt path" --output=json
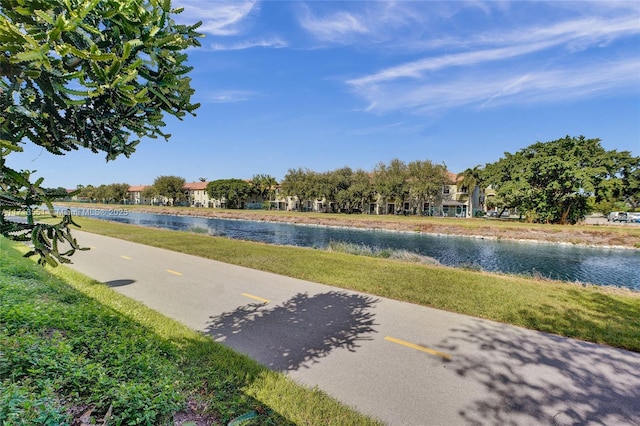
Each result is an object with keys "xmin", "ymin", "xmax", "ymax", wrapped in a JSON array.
[{"xmin": 61, "ymin": 230, "xmax": 640, "ymax": 425}]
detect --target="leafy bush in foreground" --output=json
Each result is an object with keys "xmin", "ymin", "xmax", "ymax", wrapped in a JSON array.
[{"xmin": 0, "ymin": 250, "xmax": 183, "ymax": 424}]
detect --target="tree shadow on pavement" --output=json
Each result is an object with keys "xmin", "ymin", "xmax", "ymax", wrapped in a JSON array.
[
  {"xmin": 438, "ymin": 320, "xmax": 640, "ymax": 425},
  {"xmin": 205, "ymin": 291, "xmax": 379, "ymax": 372},
  {"xmin": 104, "ymin": 279, "xmax": 136, "ymax": 287}
]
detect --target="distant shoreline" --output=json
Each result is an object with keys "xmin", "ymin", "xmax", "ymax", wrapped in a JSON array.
[{"xmin": 54, "ymin": 202, "xmax": 640, "ymax": 250}]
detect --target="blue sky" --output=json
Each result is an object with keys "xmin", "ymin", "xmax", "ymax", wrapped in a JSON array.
[{"xmin": 10, "ymin": 0, "xmax": 640, "ymax": 188}]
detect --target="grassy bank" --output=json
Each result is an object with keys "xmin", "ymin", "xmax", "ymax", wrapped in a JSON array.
[
  {"xmin": 46, "ymin": 216, "xmax": 640, "ymax": 353},
  {"xmin": 0, "ymin": 238, "xmax": 379, "ymax": 425}
]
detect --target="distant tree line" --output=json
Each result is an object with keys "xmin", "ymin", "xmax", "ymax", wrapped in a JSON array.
[
  {"xmin": 74, "ymin": 183, "xmax": 130, "ymax": 204},
  {"xmin": 279, "ymin": 159, "xmax": 449, "ymax": 213},
  {"xmin": 69, "ymin": 136, "xmax": 639, "ymax": 225}
]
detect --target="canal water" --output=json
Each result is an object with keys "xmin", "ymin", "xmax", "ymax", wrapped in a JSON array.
[{"xmin": 68, "ymin": 208, "xmax": 640, "ymax": 290}]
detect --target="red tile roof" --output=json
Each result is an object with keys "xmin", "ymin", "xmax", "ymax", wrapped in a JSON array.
[
  {"xmin": 128, "ymin": 185, "xmax": 149, "ymax": 192},
  {"xmin": 446, "ymin": 172, "xmax": 458, "ymax": 184},
  {"xmin": 183, "ymin": 181, "xmax": 209, "ymax": 191}
]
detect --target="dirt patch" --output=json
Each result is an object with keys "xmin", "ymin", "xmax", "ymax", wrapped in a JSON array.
[{"xmin": 172, "ymin": 399, "xmax": 220, "ymax": 426}]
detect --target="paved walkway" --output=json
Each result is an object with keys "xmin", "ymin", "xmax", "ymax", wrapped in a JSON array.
[{"xmin": 65, "ymin": 230, "xmax": 640, "ymax": 425}]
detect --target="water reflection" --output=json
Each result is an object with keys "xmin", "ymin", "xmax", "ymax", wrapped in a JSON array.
[{"xmin": 78, "ymin": 209, "xmax": 639, "ymax": 290}]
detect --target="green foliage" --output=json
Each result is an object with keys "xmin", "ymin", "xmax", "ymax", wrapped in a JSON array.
[
  {"xmin": 484, "ymin": 136, "xmax": 639, "ymax": 224},
  {"xmin": 75, "ymin": 182, "xmax": 129, "ymax": 203},
  {"xmin": 280, "ymin": 160, "xmax": 450, "ymax": 214},
  {"xmin": 141, "ymin": 184, "xmax": 158, "ymax": 201},
  {"xmin": 316, "ymin": 167, "xmax": 353, "ymax": 212},
  {"xmin": 0, "ymin": 382, "xmax": 70, "ymax": 425},
  {"xmin": 151, "ymin": 175, "xmax": 186, "ymax": 204},
  {"xmin": 280, "ymin": 168, "xmax": 318, "ymax": 209},
  {"xmin": 0, "ymin": 246, "xmax": 184, "ymax": 424},
  {"xmin": 106, "ymin": 183, "xmax": 130, "ymax": 204},
  {"xmin": 609, "ymin": 155, "xmax": 640, "ymax": 209},
  {"xmin": 250, "ymin": 174, "xmax": 278, "ymax": 201},
  {"xmin": 408, "ymin": 160, "xmax": 449, "ymax": 209},
  {"xmin": 0, "ymin": 0, "xmax": 202, "ymax": 264},
  {"xmin": 0, "ymin": 0, "xmax": 202, "ymax": 158},
  {"xmin": 346, "ymin": 169, "xmax": 375, "ymax": 212},
  {"xmin": 43, "ymin": 187, "xmax": 71, "ymax": 200},
  {"xmin": 372, "ymin": 158, "xmax": 409, "ymax": 207},
  {"xmin": 0, "ymin": 158, "xmax": 88, "ymax": 265},
  {"xmin": 207, "ymin": 178, "xmax": 253, "ymax": 209}
]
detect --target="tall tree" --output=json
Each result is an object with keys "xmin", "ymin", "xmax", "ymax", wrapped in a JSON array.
[
  {"xmin": 93, "ymin": 185, "xmax": 108, "ymax": 203},
  {"xmin": 407, "ymin": 160, "xmax": 449, "ymax": 214},
  {"xmin": 484, "ymin": 136, "xmax": 637, "ymax": 224},
  {"xmin": 280, "ymin": 168, "xmax": 316, "ymax": 210},
  {"xmin": 0, "ymin": 0, "xmax": 202, "ymax": 265},
  {"xmin": 251, "ymin": 174, "xmax": 278, "ymax": 201},
  {"xmin": 153, "ymin": 175, "xmax": 186, "ymax": 205},
  {"xmin": 372, "ymin": 159, "xmax": 409, "ymax": 213},
  {"xmin": 483, "ymin": 151, "xmax": 528, "ymax": 217},
  {"xmin": 76, "ymin": 184, "xmax": 96, "ymax": 202},
  {"xmin": 207, "ymin": 178, "xmax": 253, "ymax": 209},
  {"xmin": 346, "ymin": 169, "xmax": 374, "ymax": 213},
  {"xmin": 320, "ymin": 167, "xmax": 353, "ymax": 212},
  {"xmin": 593, "ymin": 150, "xmax": 640, "ymax": 209},
  {"xmin": 456, "ymin": 165, "xmax": 484, "ymax": 216},
  {"xmin": 625, "ymin": 168, "xmax": 640, "ymax": 209},
  {"xmin": 141, "ymin": 185, "xmax": 158, "ymax": 204},
  {"xmin": 108, "ymin": 183, "xmax": 130, "ymax": 204}
]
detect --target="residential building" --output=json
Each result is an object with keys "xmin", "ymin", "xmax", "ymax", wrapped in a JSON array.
[
  {"xmin": 127, "ymin": 185, "xmax": 150, "ymax": 205},
  {"xmin": 184, "ymin": 181, "xmax": 212, "ymax": 207}
]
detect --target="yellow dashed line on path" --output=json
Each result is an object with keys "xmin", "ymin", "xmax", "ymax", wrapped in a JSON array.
[
  {"xmin": 120, "ymin": 255, "xmax": 132, "ymax": 260},
  {"xmin": 166, "ymin": 269, "xmax": 183, "ymax": 276},
  {"xmin": 241, "ymin": 293, "xmax": 270, "ymax": 304},
  {"xmin": 384, "ymin": 336, "xmax": 452, "ymax": 361}
]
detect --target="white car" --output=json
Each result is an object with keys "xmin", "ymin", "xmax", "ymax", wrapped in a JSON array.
[{"xmin": 607, "ymin": 212, "xmax": 629, "ymax": 222}]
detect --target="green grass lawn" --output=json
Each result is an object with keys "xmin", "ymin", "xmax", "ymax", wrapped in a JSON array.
[
  {"xmin": 0, "ymin": 238, "xmax": 380, "ymax": 425},
  {"xmin": 44, "ymin": 216, "xmax": 640, "ymax": 353}
]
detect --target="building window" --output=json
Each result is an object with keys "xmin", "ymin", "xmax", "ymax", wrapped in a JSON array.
[{"xmin": 443, "ymin": 186, "xmax": 450, "ymax": 194}]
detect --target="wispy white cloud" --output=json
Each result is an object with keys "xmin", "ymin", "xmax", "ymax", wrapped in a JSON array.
[
  {"xmin": 199, "ymin": 90, "xmax": 258, "ymax": 104},
  {"xmin": 173, "ymin": 0, "xmax": 258, "ymax": 36},
  {"xmin": 344, "ymin": 4, "xmax": 640, "ymax": 115},
  {"xmin": 298, "ymin": 6, "xmax": 369, "ymax": 42},
  {"xmin": 210, "ymin": 37, "xmax": 288, "ymax": 51},
  {"xmin": 349, "ymin": 16, "xmax": 640, "ymax": 87},
  {"xmin": 417, "ymin": 14, "xmax": 639, "ymax": 52},
  {"xmin": 352, "ymin": 58, "xmax": 639, "ymax": 114},
  {"xmin": 295, "ymin": 2, "xmax": 469, "ymax": 47},
  {"xmin": 348, "ymin": 41, "xmax": 555, "ymax": 87}
]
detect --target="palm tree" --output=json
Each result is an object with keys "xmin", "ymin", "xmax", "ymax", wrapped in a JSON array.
[
  {"xmin": 251, "ymin": 174, "xmax": 278, "ymax": 201},
  {"xmin": 457, "ymin": 165, "xmax": 484, "ymax": 217},
  {"xmin": 263, "ymin": 175, "xmax": 278, "ymax": 201}
]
